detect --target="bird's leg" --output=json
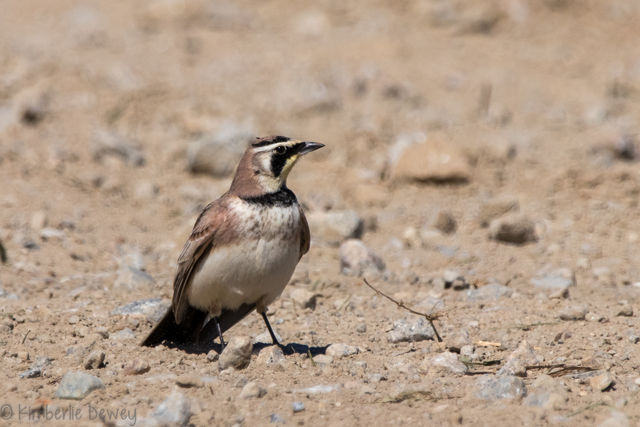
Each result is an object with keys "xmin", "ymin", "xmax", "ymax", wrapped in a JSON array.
[
  {"xmin": 261, "ymin": 312, "xmax": 281, "ymax": 346},
  {"xmin": 214, "ymin": 316, "xmax": 226, "ymax": 351}
]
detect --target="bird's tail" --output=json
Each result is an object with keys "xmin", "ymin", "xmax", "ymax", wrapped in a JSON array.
[{"xmin": 140, "ymin": 307, "xmax": 207, "ymax": 347}]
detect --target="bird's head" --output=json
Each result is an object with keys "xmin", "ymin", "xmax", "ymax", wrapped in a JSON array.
[{"xmin": 231, "ymin": 135, "xmax": 324, "ymax": 196}]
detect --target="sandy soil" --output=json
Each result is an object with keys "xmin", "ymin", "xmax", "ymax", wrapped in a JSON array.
[{"xmin": 1, "ymin": 1, "xmax": 640, "ymax": 426}]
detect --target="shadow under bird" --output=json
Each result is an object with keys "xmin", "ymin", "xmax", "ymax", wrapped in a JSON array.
[{"xmin": 141, "ymin": 135, "xmax": 324, "ymax": 350}]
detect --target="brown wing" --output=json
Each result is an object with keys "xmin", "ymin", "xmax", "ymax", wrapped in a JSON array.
[
  {"xmin": 298, "ymin": 205, "xmax": 310, "ymax": 259},
  {"xmin": 172, "ymin": 197, "xmax": 237, "ymax": 323}
]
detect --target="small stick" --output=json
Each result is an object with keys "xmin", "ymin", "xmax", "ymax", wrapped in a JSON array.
[
  {"xmin": 362, "ymin": 278, "xmax": 442, "ymax": 342},
  {"xmin": 22, "ymin": 329, "xmax": 31, "ymax": 344},
  {"xmin": 474, "ymin": 340, "xmax": 502, "ymax": 347},
  {"xmin": 307, "ymin": 349, "xmax": 316, "ymax": 368}
]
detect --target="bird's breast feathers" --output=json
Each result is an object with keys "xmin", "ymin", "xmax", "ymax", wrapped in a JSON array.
[{"xmin": 186, "ymin": 197, "xmax": 303, "ymax": 314}]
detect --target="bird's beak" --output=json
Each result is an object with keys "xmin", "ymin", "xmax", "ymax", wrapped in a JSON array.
[{"xmin": 297, "ymin": 141, "xmax": 325, "ymax": 156}]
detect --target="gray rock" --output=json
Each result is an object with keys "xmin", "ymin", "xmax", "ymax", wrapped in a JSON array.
[
  {"xmin": 466, "ymin": 283, "xmax": 512, "ymax": 301},
  {"xmin": 524, "ymin": 374, "xmax": 567, "ymax": 409},
  {"xmin": 239, "ymin": 381, "xmax": 266, "ymax": 399},
  {"xmin": 83, "ymin": 351, "xmax": 105, "ymax": 370},
  {"xmin": 110, "ymin": 328, "xmax": 136, "ymax": 341},
  {"xmin": 112, "ymin": 298, "xmax": 170, "ymax": 323},
  {"xmin": 289, "ymin": 288, "xmax": 318, "ymax": 310},
  {"xmin": 186, "ymin": 123, "xmax": 252, "ymax": 176},
  {"xmin": 478, "ymin": 197, "xmax": 519, "ymax": 227},
  {"xmin": 474, "ymin": 375, "xmax": 526, "ymax": 400},
  {"xmin": 559, "ymin": 304, "xmax": 588, "ymax": 321},
  {"xmin": 152, "ymin": 390, "xmax": 192, "ymax": 426},
  {"xmin": 387, "ymin": 318, "xmax": 434, "ymax": 343},
  {"xmin": 429, "ymin": 352, "xmax": 468, "ymax": 375},
  {"xmin": 219, "ymin": 336, "xmax": 253, "ymax": 370},
  {"xmin": 339, "ymin": 239, "xmax": 385, "ymax": 276},
  {"xmin": 488, "ymin": 213, "xmax": 538, "ymax": 244},
  {"xmin": 498, "ymin": 340, "xmax": 539, "ymax": 377},
  {"xmin": 270, "ymin": 413, "xmax": 286, "ymax": 424},
  {"xmin": 292, "ymin": 401, "xmax": 305, "ymax": 413},
  {"xmin": 0, "ymin": 287, "xmax": 18, "ymax": 300},
  {"xmin": 55, "ymin": 371, "xmax": 105, "ymax": 400},
  {"xmin": 92, "ymin": 129, "xmax": 145, "ymax": 167},
  {"xmin": 530, "ymin": 268, "xmax": 575, "ymax": 292},
  {"xmin": 326, "ymin": 343, "xmax": 359, "ymax": 358},
  {"xmin": 20, "ymin": 356, "xmax": 52, "ymax": 379},
  {"xmin": 307, "ymin": 210, "xmax": 364, "ymax": 245}
]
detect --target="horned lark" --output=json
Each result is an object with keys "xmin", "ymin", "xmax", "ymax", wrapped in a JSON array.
[{"xmin": 142, "ymin": 136, "xmax": 324, "ymax": 349}]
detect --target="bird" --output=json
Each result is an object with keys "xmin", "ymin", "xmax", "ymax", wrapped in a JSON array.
[{"xmin": 141, "ymin": 135, "xmax": 324, "ymax": 350}]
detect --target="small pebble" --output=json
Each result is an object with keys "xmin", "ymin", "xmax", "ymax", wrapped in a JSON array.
[
  {"xmin": 617, "ymin": 305, "xmax": 633, "ymax": 317},
  {"xmin": 559, "ymin": 304, "xmax": 588, "ymax": 321},
  {"xmin": 292, "ymin": 401, "xmax": 305, "ymax": 413},
  {"xmin": 590, "ymin": 371, "xmax": 614, "ymax": 392},
  {"xmin": 123, "ymin": 359, "xmax": 150, "ymax": 375},
  {"xmin": 176, "ymin": 374, "xmax": 204, "ymax": 388},
  {"xmin": 326, "ymin": 343, "xmax": 359, "ymax": 358},
  {"xmin": 387, "ymin": 318, "xmax": 434, "ymax": 343},
  {"xmin": 339, "ymin": 239, "xmax": 385, "ymax": 276},
  {"xmin": 83, "ymin": 351, "xmax": 105, "ymax": 370},
  {"xmin": 290, "ymin": 288, "xmax": 318, "ymax": 310},
  {"xmin": 239, "ymin": 381, "xmax": 266, "ymax": 399},
  {"xmin": 219, "ymin": 336, "xmax": 253, "ymax": 370},
  {"xmin": 270, "ymin": 413, "xmax": 286, "ymax": 424},
  {"xmin": 488, "ymin": 213, "xmax": 538, "ymax": 244}
]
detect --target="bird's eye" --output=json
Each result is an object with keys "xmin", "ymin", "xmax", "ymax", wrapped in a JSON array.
[{"xmin": 274, "ymin": 146, "xmax": 286, "ymax": 154}]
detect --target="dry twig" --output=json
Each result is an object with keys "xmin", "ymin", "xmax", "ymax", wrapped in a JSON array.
[{"xmin": 362, "ymin": 278, "xmax": 442, "ymax": 342}]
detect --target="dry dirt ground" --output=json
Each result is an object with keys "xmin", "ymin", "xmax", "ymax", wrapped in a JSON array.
[{"xmin": 1, "ymin": 1, "xmax": 640, "ymax": 426}]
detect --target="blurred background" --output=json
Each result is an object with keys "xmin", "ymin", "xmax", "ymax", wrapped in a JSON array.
[{"xmin": 1, "ymin": 1, "xmax": 640, "ymax": 424}]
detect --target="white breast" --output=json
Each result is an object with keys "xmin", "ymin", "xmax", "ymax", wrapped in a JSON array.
[{"xmin": 186, "ymin": 200, "xmax": 301, "ymax": 316}]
